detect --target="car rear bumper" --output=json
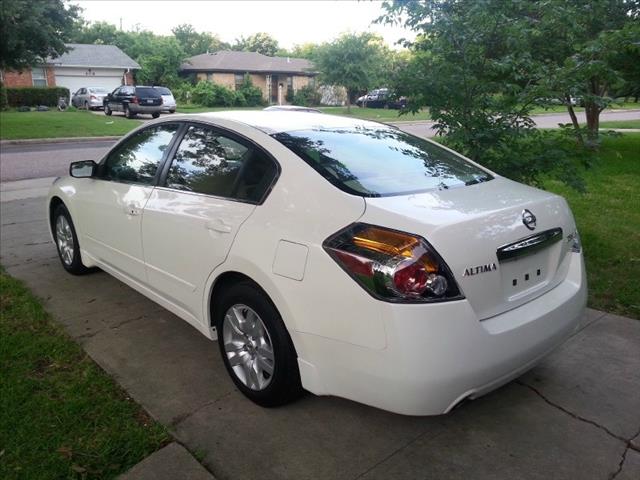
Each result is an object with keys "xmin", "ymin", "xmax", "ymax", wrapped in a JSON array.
[
  {"xmin": 129, "ymin": 104, "xmax": 163, "ymax": 114},
  {"xmin": 297, "ymin": 252, "xmax": 586, "ymax": 415}
]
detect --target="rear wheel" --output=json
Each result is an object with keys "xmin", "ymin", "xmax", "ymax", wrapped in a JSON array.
[
  {"xmin": 83, "ymin": 101, "xmax": 89, "ymax": 110},
  {"xmin": 152, "ymin": 112, "xmax": 160, "ymax": 119},
  {"xmin": 104, "ymin": 105, "xmax": 112, "ymax": 116},
  {"xmin": 124, "ymin": 105, "xmax": 135, "ymax": 119},
  {"xmin": 52, "ymin": 204, "xmax": 90, "ymax": 275},
  {"xmin": 215, "ymin": 281, "xmax": 302, "ymax": 407}
]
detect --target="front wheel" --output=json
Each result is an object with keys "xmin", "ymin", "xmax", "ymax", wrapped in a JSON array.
[
  {"xmin": 104, "ymin": 105, "xmax": 112, "ymax": 116},
  {"xmin": 52, "ymin": 204, "xmax": 90, "ymax": 275},
  {"xmin": 215, "ymin": 281, "xmax": 302, "ymax": 407}
]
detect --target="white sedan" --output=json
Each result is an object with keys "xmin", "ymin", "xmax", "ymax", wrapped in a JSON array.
[{"xmin": 47, "ymin": 111, "xmax": 586, "ymax": 415}]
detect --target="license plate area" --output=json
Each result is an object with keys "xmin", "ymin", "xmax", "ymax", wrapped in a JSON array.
[{"xmin": 499, "ymin": 244, "xmax": 561, "ymax": 301}]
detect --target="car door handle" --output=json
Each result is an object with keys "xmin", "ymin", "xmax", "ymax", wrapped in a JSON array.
[{"xmin": 205, "ymin": 219, "xmax": 232, "ymax": 233}]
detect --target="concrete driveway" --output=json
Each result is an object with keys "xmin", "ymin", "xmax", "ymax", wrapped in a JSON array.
[{"xmin": 1, "ymin": 194, "xmax": 639, "ymax": 480}]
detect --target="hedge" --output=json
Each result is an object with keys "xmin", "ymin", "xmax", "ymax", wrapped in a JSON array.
[{"xmin": 6, "ymin": 87, "xmax": 70, "ymax": 107}]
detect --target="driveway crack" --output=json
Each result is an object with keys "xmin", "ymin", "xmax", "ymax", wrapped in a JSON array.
[{"xmin": 516, "ymin": 381, "xmax": 628, "ymax": 443}]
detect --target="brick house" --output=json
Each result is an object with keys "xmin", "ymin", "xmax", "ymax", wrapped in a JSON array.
[
  {"xmin": 1, "ymin": 44, "xmax": 139, "ymax": 97},
  {"xmin": 180, "ymin": 50, "xmax": 317, "ymax": 105}
]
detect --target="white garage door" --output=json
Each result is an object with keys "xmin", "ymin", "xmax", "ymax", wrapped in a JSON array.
[{"xmin": 54, "ymin": 67, "xmax": 127, "ymax": 98}]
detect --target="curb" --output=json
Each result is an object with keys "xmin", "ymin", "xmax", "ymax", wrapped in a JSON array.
[{"xmin": 0, "ymin": 136, "xmax": 121, "ymax": 146}]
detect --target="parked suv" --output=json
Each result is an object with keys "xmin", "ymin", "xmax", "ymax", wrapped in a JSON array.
[
  {"xmin": 104, "ymin": 86, "xmax": 163, "ymax": 119},
  {"xmin": 356, "ymin": 88, "xmax": 407, "ymax": 109},
  {"xmin": 153, "ymin": 86, "xmax": 177, "ymax": 113}
]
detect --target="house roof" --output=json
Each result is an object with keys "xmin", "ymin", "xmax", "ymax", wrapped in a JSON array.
[
  {"xmin": 46, "ymin": 44, "xmax": 140, "ymax": 69},
  {"xmin": 180, "ymin": 51, "xmax": 315, "ymax": 75}
]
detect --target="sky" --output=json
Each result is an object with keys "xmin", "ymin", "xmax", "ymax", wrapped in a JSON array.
[{"xmin": 71, "ymin": 0, "xmax": 416, "ymax": 49}]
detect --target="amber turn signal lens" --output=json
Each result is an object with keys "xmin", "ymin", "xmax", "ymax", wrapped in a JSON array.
[{"xmin": 353, "ymin": 226, "xmax": 420, "ymax": 258}]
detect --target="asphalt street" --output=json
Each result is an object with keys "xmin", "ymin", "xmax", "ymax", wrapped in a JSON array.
[{"xmin": 1, "ymin": 109, "xmax": 638, "ymax": 182}]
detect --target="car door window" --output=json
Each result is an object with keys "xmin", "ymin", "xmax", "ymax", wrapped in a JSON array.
[
  {"xmin": 164, "ymin": 125, "xmax": 277, "ymax": 202},
  {"xmin": 98, "ymin": 124, "xmax": 179, "ymax": 185}
]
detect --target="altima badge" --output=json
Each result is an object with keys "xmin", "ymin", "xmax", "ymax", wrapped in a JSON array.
[
  {"xmin": 522, "ymin": 209, "xmax": 537, "ymax": 230},
  {"xmin": 463, "ymin": 263, "xmax": 497, "ymax": 277}
]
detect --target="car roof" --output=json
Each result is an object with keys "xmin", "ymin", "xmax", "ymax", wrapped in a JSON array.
[{"xmin": 192, "ymin": 110, "xmax": 390, "ymax": 134}]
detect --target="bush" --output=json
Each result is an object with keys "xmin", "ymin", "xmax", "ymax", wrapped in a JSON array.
[
  {"xmin": 6, "ymin": 87, "xmax": 70, "ymax": 107},
  {"xmin": 293, "ymin": 85, "xmax": 321, "ymax": 107},
  {"xmin": 236, "ymin": 75, "xmax": 264, "ymax": 107},
  {"xmin": 192, "ymin": 81, "xmax": 236, "ymax": 107},
  {"xmin": 0, "ymin": 81, "xmax": 8, "ymax": 110}
]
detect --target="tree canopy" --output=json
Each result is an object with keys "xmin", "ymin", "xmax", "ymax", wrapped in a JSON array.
[
  {"xmin": 233, "ymin": 32, "xmax": 280, "ymax": 56},
  {"xmin": 0, "ymin": 0, "xmax": 81, "ymax": 70}
]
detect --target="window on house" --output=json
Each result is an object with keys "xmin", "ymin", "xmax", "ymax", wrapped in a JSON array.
[
  {"xmin": 206, "ymin": 73, "xmax": 213, "ymax": 82},
  {"xmin": 32, "ymin": 67, "xmax": 47, "ymax": 87},
  {"xmin": 235, "ymin": 73, "xmax": 245, "ymax": 90},
  {"xmin": 286, "ymin": 76, "xmax": 294, "ymax": 99}
]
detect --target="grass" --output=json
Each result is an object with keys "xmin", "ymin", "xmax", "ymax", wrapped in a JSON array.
[
  {"xmin": 176, "ymin": 105, "xmax": 261, "ymax": 114},
  {"xmin": 597, "ymin": 119, "xmax": 640, "ymax": 129},
  {"xmin": 0, "ymin": 271, "xmax": 170, "ymax": 480},
  {"xmin": 530, "ymin": 101, "xmax": 640, "ymax": 115},
  {"xmin": 318, "ymin": 106, "xmax": 431, "ymax": 122},
  {"xmin": 543, "ymin": 133, "xmax": 640, "ymax": 319},
  {"xmin": 0, "ymin": 109, "xmax": 140, "ymax": 140}
]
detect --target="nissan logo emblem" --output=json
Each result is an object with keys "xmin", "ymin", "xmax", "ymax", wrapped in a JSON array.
[{"xmin": 522, "ymin": 209, "xmax": 537, "ymax": 230}]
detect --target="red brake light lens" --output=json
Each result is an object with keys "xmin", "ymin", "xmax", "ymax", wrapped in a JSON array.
[
  {"xmin": 323, "ymin": 223, "xmax": 462, "ymax": 302},
  {"xmin": 131, "ymin": 96, "xmax": 139, "ymax": 104}
]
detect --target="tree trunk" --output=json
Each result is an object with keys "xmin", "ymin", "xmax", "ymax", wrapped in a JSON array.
[
  {"xmin": 566, "ymin": 97, "xmax": 584, "ymax": 147},
  {"xmin": 584, "ymin": 101, "xmax": 600, "ymax": 146},
  {"xmin": 346, "ymin": 88, "xmax": 351, "ymax": 113}
]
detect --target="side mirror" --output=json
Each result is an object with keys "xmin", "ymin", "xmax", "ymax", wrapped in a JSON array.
[{"xmin": 70, "ymin": 160, "xmax": 97, "ymax": 178}]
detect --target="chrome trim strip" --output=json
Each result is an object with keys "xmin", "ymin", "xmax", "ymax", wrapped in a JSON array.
[{"xmin": 496, "ymin": 228, "xmax": 563, "ymax": 262}]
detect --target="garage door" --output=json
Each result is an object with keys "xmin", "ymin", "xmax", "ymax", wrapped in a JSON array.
[{"xmin": 54, "ymin": 74, "xmax": 124, "ymax": 98}]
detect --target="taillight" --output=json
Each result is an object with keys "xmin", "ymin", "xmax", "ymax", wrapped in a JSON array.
[
  {"xmin": 90, "ymin": 95, "xmax": 96, "ymax": 100},
  {"xmin": 131, "ymin": 96, "xmax": 139, "ymax": 104},
  {"xmin": 323, "ymin": 223, "xmax": 462, "ymax": 303}
]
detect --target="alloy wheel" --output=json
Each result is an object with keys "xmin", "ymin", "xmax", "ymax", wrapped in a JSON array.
[
  {"xmin": 222, "ymin": 304, "xmax": 275, "ymax": 391},
  {"xmin": 55, "ymin": 215, "xmax": 74, "ymax": 266}
]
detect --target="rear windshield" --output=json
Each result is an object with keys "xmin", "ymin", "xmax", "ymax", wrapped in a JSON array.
[
  {"xmin": 154, "ymin": 87, "xmax": 172, "ymax": 95},
  {"xmin": 89, "ymin": 87, "xmax": 108, "ymax": 93},
  {"xmin": 135, "ymin": 87, "xmax": 162, "ymax": 97},
  {"xmin": 272, "ymin": 128, "xmax": 492, "ymax": 197}
]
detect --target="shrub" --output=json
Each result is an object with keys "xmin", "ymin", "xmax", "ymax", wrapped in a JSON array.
[
  {"xmin": 0, "ymin": 81, "xmax": 8, "ymax": 110},
  {"xmin": 236, "ymin": 75, "xmax": 264, "ymax": 107},
  {"xmin": 293, "ymin": 85, "xmax": 321, "ymax": 107},
  {"xmin": 6, "ymin": 87, "xmax": 70, "ymax": 107},
  {"xmin": 192, "ymin": 81, "xmax": 237, "ymax": 107}
]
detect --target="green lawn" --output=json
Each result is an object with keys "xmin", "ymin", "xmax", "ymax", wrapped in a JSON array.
[
  {"xmin": 530, "ymin": 101, "xmax": 640, "ymax": 115},
  {"xmin": 318, "ymin": 106, "xmax": 431, "ymax": 122},
  {"xmin": 0, "ymin": 110, "xmax": 140, "ymax": 140},
  {"xmin": 543, "ymin": 133, "xmax": 640, "ymax": 319},
  {"xmin": 597, "ymin": 119, "xmax": 640, "ymax": 129},
  {"xmin": 176, "ymin": 105, "xmax": 261, "ymax": 114},
  {"xmin": 0, "ymin": 271, "xmax": 170, "ymax": 479}
]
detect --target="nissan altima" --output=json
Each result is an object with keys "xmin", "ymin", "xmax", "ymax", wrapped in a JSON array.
[{"xmin": 47, "ymin": 111, "xmax": 586, "ymax": 415}]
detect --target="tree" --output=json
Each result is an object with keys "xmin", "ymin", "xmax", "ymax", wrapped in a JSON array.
[
  {"xmin": 135, "ymin": 37, "xmax": 185, "ymax": 87},
  {"xmin": 528, "ymin": 0, "xmax": 640, "ymax": 145},
  {"xmin": 314, "ymin": 33, "xmax": 387, "ymax": 111},
  {"xmin": 0, "ymin": 0, "xmax": 81, "ymax": 70},
  {"xmin": 380, "ymin": 0, "xmax": 590, "ymax": 189},
  {"xmin": 233, "ymin": 32, "xmax": 279, "ymax": 56},
  {"xmin": 172, "ymin": 24, "xmax": 228, "ymax": 56}
]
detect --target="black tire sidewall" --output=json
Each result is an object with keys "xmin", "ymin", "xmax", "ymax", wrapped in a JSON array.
[
  {"xmin": 53, "ymin": 204, "xmax": 88, "ymax": 275},
  {"xmin": 105, "ymin": 105, "xmax": 112, "ymax": 115},
  {"xmin": 152, "ymin": 112, "xmax": 160, "ymax": 119},
  {"xmin": 124, "ymin": 105, "xmax": 132, "ymax": 119},
  {"xmin": 214, "ymin": 281, "xmax": 302, "ymax": 407}
]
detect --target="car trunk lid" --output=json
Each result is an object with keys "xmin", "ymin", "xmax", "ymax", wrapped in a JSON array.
[{"xmin": 361, "ymin": 177, "xmax": 576, "ymax": 320}]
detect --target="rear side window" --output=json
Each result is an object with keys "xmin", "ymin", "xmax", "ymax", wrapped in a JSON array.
[
  {"xmin": 165, "ymin": 125, "xmax": 277, "ymax": 202},
  {"xmin": 155, "ymin": 87, "xmax": 171, "ymax": 95},
  {"xmin": 272, "ymin": 128, "xmax": 492, "ymax": 197},
  {"xmin": 99, "ymin": 124, "xmax": 179, "ymax": 185},
  {"xmin": 136, "ymin": 87, "xmax": 161, "ymax": 97}
]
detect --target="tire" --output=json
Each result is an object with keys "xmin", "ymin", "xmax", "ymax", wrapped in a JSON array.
[
  {"xmin": 83, "ymin": 101, "xmax": 89, "ymax": 110},
  {"xmin": 104, "ymin": 105, "xmax": 112, "ymax": 116},
  {"xmin": 124, "ymin": 105, "xmax": 135, "ymax": 119},
  {"xmin": 52, "ymin": 204, "xmax": 90, "ymax": 275},
  {"xmin": 152, "ymin": 112, "xmax": 160, "ymax": 119},
  {"xmin": 214, "ymin": 280, "xmax": 302, "ymax": 407},
  {"xmin": 169, "ymin": 109, "xmax": 176, "ymax": 114}
]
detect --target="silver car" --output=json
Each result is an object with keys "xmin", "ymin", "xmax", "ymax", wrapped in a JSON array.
[
  {"xmin": 71, "ymin": 87, "xmax": 109, "ymax": 110},
  {"xmin": 153, "ymin": 86, "xmax": 177, "ymax": 113}
]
